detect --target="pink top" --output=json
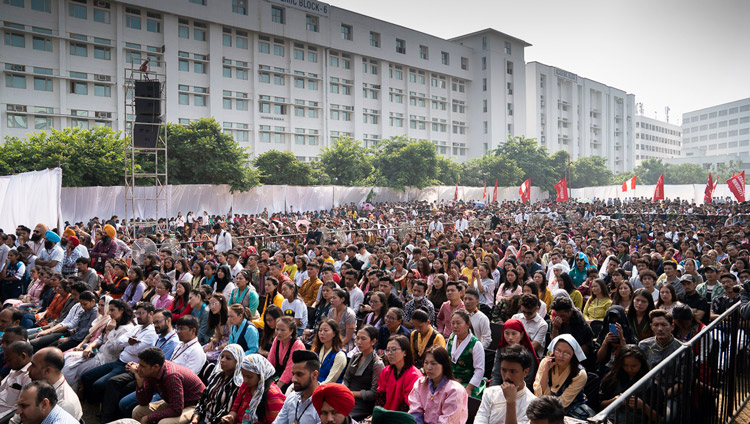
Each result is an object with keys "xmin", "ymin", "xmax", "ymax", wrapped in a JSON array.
[
  {"xmin": 436, "ymin": 300, "xmax": 465, "ymax": 338},
  {"xmin": 267, "ymin": 338, "xmax": 305, "ymax": 385},
  {"xmin": 27, "ymin": 279, "xmax": 45, "ymax": 303},
  {"xmin": 153, "ymin": 293, "xmax": 174, "ymax": 309},
  {"xmin": 408, "ymin": 377, "xmax": 468, "ymax": 424},
  {"xmin": 377, "ymin": 365, "xmax": 422, "ymax": 411}
]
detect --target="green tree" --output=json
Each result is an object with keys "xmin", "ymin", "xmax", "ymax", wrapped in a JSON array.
[
  {"xmin": 253, "ymin": 150, "xmax": 312, "ymax": 185},
  {"xmin": 0, "ymin": 126, "xmax": 127, "ymax": 186},
  {"xmin": 633, "ymin": 159, "xmax": 667, "ymax": 184},
  {"xmin": 435, "ymin": 155, "xmax": 462, "ymax": 185},
  {"xmin": 493, "ymin": 136, "xmax": 559, "ymax": 191},
  {"xmin": 460, "ymin": 155, "xmax": 524, "ymax": 187},
  {"xmin": 318, "ymin": 137, "xmax": 372, "ymax": 185},
  {"xmin": 372, "ymin": 136, "xmax": 438, "ymax": 189},
  {"xmin": 714, "ymin": 161, "xmax": 742, "ymax": 182},
  {"xmin": 664, "ymin": 163, "xmax": 707, "ymax": 184},
  {"xmin": 570, "ymin": 156, "xmax": 613, "ymax": 188},
  {"xmin": 166, "ymin": 119, "xmax": 259, "ymax": 191}
]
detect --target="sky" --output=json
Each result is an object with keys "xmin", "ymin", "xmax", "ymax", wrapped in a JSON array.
[{"xmin": 326, "ymin": 0, "xmax": 750, "ymax": 125}]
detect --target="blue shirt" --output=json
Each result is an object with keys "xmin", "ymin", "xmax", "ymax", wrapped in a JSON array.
[
  {"xmin": 229, "ymin": 319, "xmax": 258, "ymax": 354},
  {"xmin": 41, "ymin": 405, "xmax": 79, "ymax": 424},
  {"xmin": 155, "ymin": 330, "xmax": 179, "ymax": 360}
]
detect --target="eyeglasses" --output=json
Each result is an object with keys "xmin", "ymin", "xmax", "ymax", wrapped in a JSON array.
[
  {"xmin": 553, "ymin": 349, "xmax": 573, "ymax": 358},
  {"xmin": 153, "ymin": 318, "xmax": 167, "ymax": 324},
  {"xmin": 385, "ymin": 348, "xmax": 402, "ymax": 354}
]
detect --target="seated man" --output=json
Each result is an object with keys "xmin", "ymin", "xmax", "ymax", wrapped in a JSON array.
[
  {"xmin": 312, "ymin": 383, "xmax": 356, "ymax": 424},
  {"xmin": 16, "ymin": 381, "xmax": 79, "ymax": 424},
  {"xmin": 27, "ymin": 347, "xmax": 82, "ymax": 421},
  {"xmin": 547, "ymin": 296, "xmax": 594, "ymax": 357},
  {"xmin": 464, "ymin": 288, "xmax": 492, "ymax": 349},
  {"xmin": 525, "ymin": 395, "xmax": 565, "ymax": 424},
  {"xmin": 132, "ymin": 347, "xmax": 206, "ymax": 424},
  {"xmin": 710, "ymin": 273, "xmax": 743, "ymax": 320},
  {"xmin": 403, "ymin": 280, "xmax": 436, "ymax": 329},
  {"xmin": 0, "ymin": 341, "xmax": 33, "ymax": 418},
  {"xmin": 168, "ymin": 315, "xmax": 206, "ymax": 375},
  {"xmin": 512, "ymin": 294, "xmax": 548, "ymax": 353},
  {"xmin": 476, "ymin": 345, "xmax": 537, "ymax": 424},
  {"xmin": 30, "ymin": 282, "xmax": 92, "ymax": 351},
  {"xmin": 0, "ymin": 326, "xmax": 27, "ymax": 379},
  {"xmin": 273, "ymin": 350, "xmax": 321, "ymax": 424}
]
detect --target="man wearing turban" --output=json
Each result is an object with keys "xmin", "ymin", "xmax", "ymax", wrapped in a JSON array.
[{"xmin": 312, "ymin": 383, "xmax": 356, "ymax": 424}]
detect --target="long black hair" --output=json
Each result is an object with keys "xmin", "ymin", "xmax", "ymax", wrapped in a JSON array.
[
  {"xmin": 601, "ymin": 345, "xmax": 650, "ymax": 393},
  {"xmin": 215, "ymin": 265, "xmax": 232, "ymax": 293}
]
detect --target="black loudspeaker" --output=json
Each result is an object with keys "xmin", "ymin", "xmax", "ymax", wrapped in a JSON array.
[
  {"xmin": 135, "ymin": 98, "xmax": 161, "ymax": 117},
  {"xmin": 133, "ymin": 122, "xmax": 159, "ymax": 148},
  {"xmin": 134, "ymin": 81, "xmax": 160, "ymax": 98}
]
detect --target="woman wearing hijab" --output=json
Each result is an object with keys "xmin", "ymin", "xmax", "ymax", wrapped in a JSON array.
[
  {"xmin": 223, "ymin": 353, "xmax": 286, "ymax": 424},
  {"xmin": 62, "ymin": 298, "xmax": 134, "ymax": 391},
  {"xmin": 490, "ymin": 318, "xmax": 539, "ymax": 389},
  {"xmin": 533, "ymin": 334, "xmax": 592, "ymax": 419},
  {"xmin": 192, "ymin": 344, "xmax": 244, "ymax": 424},
  {"xmin": 595, "ymin": 305, "xmax": 638, "ymax": 376}
]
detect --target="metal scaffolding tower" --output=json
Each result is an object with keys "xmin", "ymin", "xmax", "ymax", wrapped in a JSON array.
[{"xmin": 123, "ymin": 65, "xmax": 168, "ymax": 238}]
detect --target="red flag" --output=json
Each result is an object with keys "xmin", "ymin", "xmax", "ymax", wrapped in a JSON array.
[
  {"xmin": 492, "ymin": 179, "xmax": 498, "ymax": 203},
  {"xmin": 519, "ymin": 179, "xmax": 531, "ymax": 203},
  {"xmin": 621, "ymin": 176, "xmax": 637, "ymax": 192},
  {"xmin": 727, "ymin": 171, "xmax": 746, "ymax": 202},
  {"xmin": 704, "ymin": 173, "xmax": 714, "ymax": 203},
  {"xmin": 482, "ymin": 180, "xmax": 487, "ymax": 199},
  {"xmin": 454, "ymin": 181, "xmax": 459, "ymax": 201},
  {"xmin": 653, "ymin": 174, "xmax": 664, "ymax": 202},
  {"xmin": 554, "ymin": 178, "xmax": 569, "ymax": 202}
]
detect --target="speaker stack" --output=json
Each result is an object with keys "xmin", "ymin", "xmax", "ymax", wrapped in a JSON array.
[{"xmin": 133, "ymin": 81, "xmax": 161, "ymax": 148}]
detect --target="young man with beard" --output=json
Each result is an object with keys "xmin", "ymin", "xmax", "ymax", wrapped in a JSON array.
[{"xmin": 272, "ymin": 350, "xmax": 321, "ymax": 424}]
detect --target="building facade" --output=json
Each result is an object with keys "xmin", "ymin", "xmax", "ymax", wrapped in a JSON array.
[
  {"xmin": 0, "ymin": 0, "xmax": 529, "ymax": 162},
  {"xmin": 634, "ymin": 115, "xmax": 681, "ymax": 166},
  {"xmin": 525, "ymin": 61, "xmax": 635, "ymax": 175},
  {"xmin": 680, "ymin": 98, "xmax": 750, "ymax": 169}
]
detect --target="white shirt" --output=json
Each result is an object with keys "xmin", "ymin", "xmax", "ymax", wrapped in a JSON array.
[
  {"xmin": 214, "ymin": 230, "xmax": 232, "ymax": 253},
  {"xmin": 281, "ymin": 298, "xmax": 308, "ymax": 329},
  {"xmin": 170, "ymin": 338, "xmax": 206, "ymax": 375},
  {"xmin": 348, "ymin": 287, "xmax": 364, "ymax": 313},
  {"xmin": 0, "ymin": 363, "xmax": 31, "ymax": 415},
  {"xmin": 39, "ymin": 245, "xmax": 64, "ymax": 273},
  {"xmin": 511, "ymin": 312, "xmax": 549, "ymax": 349},
  {"xmin": 474, "ymin": 385, "xmax": 536, "ymax": 424},
  {"xmin": 469, "ymin": 310, "xmax": 492, "ymax": 349},
  {"xmin": 0, "ymin": 244, "xmax": 9, "ymax": 273},
  {"xmin": 455, "ymin": 218, "xmax": 469, "ymax": 232},
  {"xmin": 117, "ymin": 323, "xmax": 158, "ymax": 363},
  {"xmin": 428, "ymin": 221, "xmax": 444, "ymax": 233},
  {"xmin": 74, "ymin": 244, "xmax": 89, "ymax": 259},
  {"xmin": 54, "ymin": 376, "xmax": 83, "ymax": 420},
  {"xmin": 230, "ymin": 262, "xmax": 244, "ymax": 279}
]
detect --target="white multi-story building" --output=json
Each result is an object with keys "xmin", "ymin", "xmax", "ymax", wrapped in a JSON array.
[
  {"xmin": 525, "ymin": 61, "xmax": 635, "ymax": 175},
  {"xmin": 0, "ymin": 0, "xmax": 530, "ymax": 162},
  {"xmin": 680, "ymin": 98, "xmax": 750, "ymax": 169},
  {"xmin": 634, "ymin": 115, "xmax": 681, "ymax": 166}
]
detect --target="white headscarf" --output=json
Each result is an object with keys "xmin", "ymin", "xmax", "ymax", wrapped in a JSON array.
[
  {"xmin": 212, "ymin": 344, "xmax": 245, "ymax": 387},
  {"xmin": 547, "ymin": 334, "xmax": 587, "ymax": 362},
  {"xmin": 241, "ymin": 354, "xmax": 277, "ymax": 424}
]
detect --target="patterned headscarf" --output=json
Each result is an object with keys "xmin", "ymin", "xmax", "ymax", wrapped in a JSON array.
[
  {"xmin": 241, "ymin": 354, "xmax": 277, "ymax": 424},
  {"xmin": 212, "ymin": 344, "xmax": 245, "ymax": 386}
]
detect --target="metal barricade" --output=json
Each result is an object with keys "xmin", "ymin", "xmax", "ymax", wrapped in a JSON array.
[{"xmin": 588, "ymin": 301, "xmax": 750, "ymax": 424}]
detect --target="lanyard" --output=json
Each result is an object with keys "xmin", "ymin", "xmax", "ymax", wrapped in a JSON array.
[
  {"xmin": 295, "ymin": 396, "xmax": 312, "ymax": 423},
  {"xmin": 171, "ymin": 339, "xmax": 198, "ymax": 362},
  {"xmin": 157, "ymin": 331, "xmax": 175, "ymax": 349}
]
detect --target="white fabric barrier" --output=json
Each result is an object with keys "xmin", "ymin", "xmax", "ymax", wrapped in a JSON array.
[
  {"xmin": 0, "ymin": 168, "xmax": 61, "ymax": 232},
  {"xmin": 569, "ymin": 184, "xmax": 746, "ymax": 205}
]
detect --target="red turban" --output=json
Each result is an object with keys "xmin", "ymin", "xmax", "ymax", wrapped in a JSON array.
[
  {"xmin": 312, "ymin": 383, "xmax": 355, "ymax": 417},
  {"xmin": 68, "ymin": 236, "xmax": 80, "ymax": 248},
  {"xmin": 498, "ymin": 318, "xmax": 539, "ymax": 363}
]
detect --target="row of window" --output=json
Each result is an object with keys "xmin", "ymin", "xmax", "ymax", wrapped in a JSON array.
[
  {"xmin": 684, "ymin": 128, "xmax": 750, "ymax": 143},
  {"xmin": 685, "ymin": 104, "xmax": 750, "ymax": 123},
  {"xmin": 635, "ymin": 133, "xmax": 681, "ymax": 145},
  {"xmin": 636, "ymin": 121, "xmax": 680, "ymax": 136},
  {"xmin": 684, "ymin": 116, "xmax": 750, "ymax": 133}
]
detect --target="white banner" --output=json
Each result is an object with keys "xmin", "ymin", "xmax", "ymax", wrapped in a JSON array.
[{"xmin": 0, "ymin": 168, "xmax": 62, "ymax": 233}]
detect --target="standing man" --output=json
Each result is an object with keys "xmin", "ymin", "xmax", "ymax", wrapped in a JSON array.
[
  {"xmin": 213, "ymin": 224, "xmax": 233, "ymax": 254},
  {"xmin": 272, "ymin": 350, "xmax": 321, "ymax": 424}
]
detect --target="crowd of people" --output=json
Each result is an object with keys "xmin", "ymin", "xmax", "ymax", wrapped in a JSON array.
[{"xmin": 0, "ymin": 196, "xmax": 749, "ymax": 424}]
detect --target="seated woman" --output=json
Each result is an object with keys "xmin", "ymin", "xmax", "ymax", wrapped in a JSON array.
[
  {"xmin": 170, "ymin": 282, "xmax": 194, "ymax": 320},
  {"xmin": 491, "ymin": 318, "xmax": 538, "ymax": 390},
  {"xmin": 267, "ymin": 316, "xmax": 305, "ymax": 393},
  {"xmin": 410, "ymin": 309, "xmax": 446, "ymax": 369},
  {"xmin": 600, "ymin": 345, "xmax": 663, "ymax": 423},
  {"xmin": 252, "ymin": 277, "xmax": 284, "ymax": 330},
  {"xmin": 364, "ymin": 291, "xmax": 388, "ymax": 329},
  {"xmin": 628, "ymin": 289, "xmax": 656, "ymax": 341},
  {"xmin": 596, "ymin": 305, "xmax": 638, "ymax": 376},
  {"xmin": 189, "ymin": 289, "xmax": 211, "ymax": 345},
  {"xmin": 533, "ymin": 334, "xmax": 590, "ymax": 419},
  {"xmin": 408, "ymin": 346, "xmax": 469, "ymax": 424},
  {"xmin": 343, "ymin": 326, "xmax": 385, "ymax": 421},
  {"xmin": 377, "ymin": 307, "xmax": 411, "ymax": 352},
  {"xmin": 223, "ymin": 353, "xmax": 286, "ymax": 424},
  {"xmin": 204, "ymin": 294, "xmax": 231, "ymax": 362},
  {"xmin": 63, "ymin": 298, "xmax": 133, "ymax": 391},
  {"xmin": 227, "ymin": 303, "xmax": 259, "ymax": 354},
  {"xmin": 612, "ymin": 280, "xmax": 634, "ymax": 310},
  {"xmin": 229, "ymin": 270, "xmax": 260, "ymax": 318},
  {"xmin": 446, "ymin": 309, "xmax": 485, "ymax": 398},
  {"xmin": 582, "ymin": 279, "xmax": 612, "ymax": 323},
  {"xmin": 152, "ymin": 279, "xmax": 174, "ymax": 309},
  {"xmin": 191, "ymin": 344, "xmax": 244, "ymax": 424},
  {"xmin": 313, "ymin": 318, "xmax": 347, "ymax": 384},
  {"xmin": 257, "ymin": 305, "xmax": 283, "ymax": 357},
  {"xmin": 327, "ymin": 288, "xmax": 357, "ymax": 352},
  {"xmin": 376, "ymin": 334, "xmax": 423, "ymax": 412},
  {"xmin": 279, "ymin": 281, "xmax": 308, "ymax": 336}
]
